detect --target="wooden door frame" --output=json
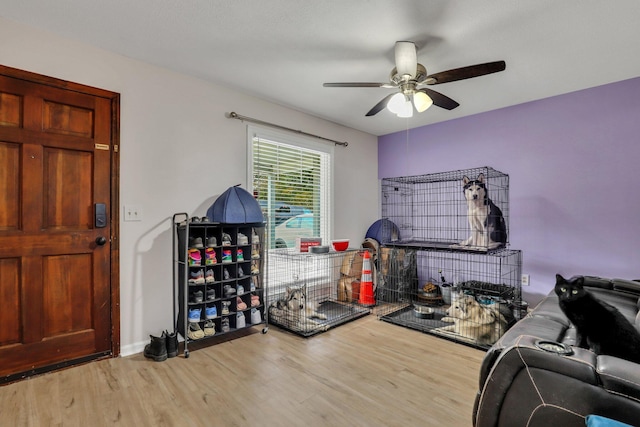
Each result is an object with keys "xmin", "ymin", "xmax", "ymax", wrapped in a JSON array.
[{"xmin": 0, "ymin": 64, "xmax": 121, "ymax": 358}]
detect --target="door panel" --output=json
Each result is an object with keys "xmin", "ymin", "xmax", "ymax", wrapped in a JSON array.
[
  {"xmin": 0, "ymin": 142, "xmax": 19, "ymax": 230},
  {"xmin": 43, "ymin": 254, "xmax": 93, "ymax": 337},
  {"xmin": 43, "ymin": 100, "xmax": 94, "ymax": 138},
  {"xmin": 0, "ymin": 92, "xmax": 21, "ymax": 127},
  {"xmin": 0, "ymin": 258, "xmax": 20, "ymax": 346},
  {"xmin": 43, "ymin": 148, "xmax": 93, "ymax": 230},
  {"xmin": 0, "ymin": 67, "xmax": 118, "ymax": 380}
]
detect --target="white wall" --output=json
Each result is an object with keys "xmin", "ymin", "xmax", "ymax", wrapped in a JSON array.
[{"xmin": 0, "ymin": 17, "xmax": 379, "ymax": 355}]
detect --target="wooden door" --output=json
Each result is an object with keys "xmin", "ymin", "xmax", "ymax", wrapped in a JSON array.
[{"xmin": 0, "ymin": 66, "xmax": 120, "ymax": 382}]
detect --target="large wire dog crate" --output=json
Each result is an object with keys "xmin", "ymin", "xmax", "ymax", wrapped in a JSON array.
[
  {"xmin": 380, "ymin": 166, "xmax": 509, "ymax": 250},
  {"xmin": 266, "ymin": 248, "xmax": 371, "ymax": 337},
  {"xmin": 376, "ymin": 167, "xmax": 522, "ymax": 349},
  {"xmin": 376, "ymin": 246, "xmax": 522, "ymax": 348}
]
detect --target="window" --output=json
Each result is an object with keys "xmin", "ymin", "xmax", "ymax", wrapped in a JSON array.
[{"xmin": 247, "ymin": 126, "xmax": 333, "ymax": 249}]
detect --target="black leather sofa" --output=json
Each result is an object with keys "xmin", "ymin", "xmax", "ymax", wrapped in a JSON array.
[{"xmin": 473, "ymin": 276, "xmax": 640, "ymax": 427}]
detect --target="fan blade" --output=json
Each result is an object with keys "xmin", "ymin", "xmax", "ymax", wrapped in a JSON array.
[
  {"xmin": 323, "ymin": 82, "xmax": 393, "ymax": 88},
  {"xmin": 425, "ymin": 61, "xmax": 506, "ymax": 85},
  {"xmin": 366, "ymin": 93, "xmax": 396, "ymax": 116},
  {"xmin": 418, "ymin": 88, "xmax": 460, "ymax": 110}
]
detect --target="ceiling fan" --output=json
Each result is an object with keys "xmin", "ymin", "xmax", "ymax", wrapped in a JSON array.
[{"xmin": 323, "ymin": 41, "xmax": 506, "ymax": 117}]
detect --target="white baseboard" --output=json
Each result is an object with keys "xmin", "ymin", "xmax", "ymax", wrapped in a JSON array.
[{"xmin": 120, "ymin": 340, "xmax": 147, "ymax": 357}]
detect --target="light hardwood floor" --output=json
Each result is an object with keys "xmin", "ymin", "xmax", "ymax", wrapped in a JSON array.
[{"xmin": 0, "ymin": 315, "xmax": 484, "ymax": 426}]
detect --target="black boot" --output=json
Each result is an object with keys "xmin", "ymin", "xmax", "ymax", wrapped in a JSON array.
[
  {"xmin": 165, "ymin": 330, "xmax": 178, "ymax": 358},
  {"xmin": 143, "ymin": 333, "xmax": 167, "ymax": 362}
]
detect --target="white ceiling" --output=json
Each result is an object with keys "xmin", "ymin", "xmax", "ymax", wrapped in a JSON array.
[{"xmin": 2, "ymin": 0, "xmax": 640, "ymax": 136}]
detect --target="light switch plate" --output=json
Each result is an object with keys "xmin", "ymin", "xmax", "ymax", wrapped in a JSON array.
[{"xmin": 124, "ymin": 205, "xmax": 142, "ymax": 221}]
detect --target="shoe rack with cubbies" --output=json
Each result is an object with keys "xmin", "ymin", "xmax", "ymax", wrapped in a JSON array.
[{"xmin": 172, "ymin": 213, "xmax": 267, "ymax": 358}]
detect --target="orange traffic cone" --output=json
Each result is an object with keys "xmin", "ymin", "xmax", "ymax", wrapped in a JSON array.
[{"xmin": 358, "ymin": 250, "xmax": 375, "ymax": 306}]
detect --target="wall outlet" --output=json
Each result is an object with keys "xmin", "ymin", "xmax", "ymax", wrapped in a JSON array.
[
  {"xmin": 521, "ymin": 274, "xmax": 530, "ymax": 286},
  {"xmin": 124, "ymin": 205, "xmax": 143, "ymax": 221}
]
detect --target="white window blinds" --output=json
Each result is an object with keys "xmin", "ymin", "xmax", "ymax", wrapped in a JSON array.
[{"xmin": 249, "ymin": 128, "xmax": 332, "ymax": 249}]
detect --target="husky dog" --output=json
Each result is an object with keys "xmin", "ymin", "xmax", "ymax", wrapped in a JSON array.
[
  {"xmin": 269, "ymin": 285, "xmax": 329, "ymax": 332},
  {"xmin": 459, "ymin": 173, "xmax": 507, "ymax": 249},
  {"xmin": 438, "ymin": 294, "xmax": 508, "ymax": 345}
]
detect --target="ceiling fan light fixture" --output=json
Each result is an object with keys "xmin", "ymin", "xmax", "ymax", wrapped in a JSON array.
[
  {"xmin": 413, "ymin": 91, "xmax": 433, "ymax": 112},
  {"xmin": 395, "ymin": 41, "xmax": 417, "ymax": 79},
  {"xmin": 396, "ymin": 99, "xmax": 413, "ymax": 118},
  {"xmin": 322, "ymin": 40, "xmax": 506, "ymax": 118},
  {"xmin": 387, "ymin": 92, "xmax": 406, "ymax": 114}
]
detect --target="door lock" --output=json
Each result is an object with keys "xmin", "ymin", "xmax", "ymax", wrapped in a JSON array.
[{"xmin": 95, "ymin": 203, "xmax": 107, "ymax": 228}]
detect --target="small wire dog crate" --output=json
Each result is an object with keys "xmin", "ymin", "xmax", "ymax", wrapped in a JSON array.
[
  {"xmin": 267, "ymin": 248, "xmax": 371, "ymax": 337},
  {"xmin": 380, "ymin": 166, "xmax": 509, "ymax": 251}
]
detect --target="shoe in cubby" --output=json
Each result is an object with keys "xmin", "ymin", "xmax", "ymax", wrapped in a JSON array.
[
  {"xmin": 250, "ymin": 278, "xmax": 256, "ymax": 291},
  {"xmin": 251, "ymin": 248, "xmax": 260, "ymax": 259},
  {"xmin": 236, "ymin": 311, "xmax": 246, "ymax": 328},
  {"xmin": 221, "ymin": 317, "xmax": 230, "ymax": 333},
  {"xmin": 205, "ymin": 247, "xmax": 217, "ymax": 265},
  {"xmin": 237, "ymin": 284, "xmax": 245, "ymax": 295},
  {"xmin": 187, "ymin": 323, "xmax": 205, "ymax": 340},
  {"xmin": 203, "ymin": 320, "xmax": 216, "ymax": 336},
  {"xmin": 222, "ymin": 250, "xmax": 232, "ymax": 264},
  {"xmin": 206, "ymin": 236, "xmax": 217, "ymax": 247},
  {"xmin": 190, "ymin": 290, "xmax": 203, "ymax": 304},
  {"xmin": 221, "ymin": 301, "xmax": 231, "ymax": 315},
  {"xmin": 205, "ymin": 305, "xmax": 218, "ymax": 319},
  {"xmin": 223, "ymin": 268, "xmax": 232, "ymax": 281},
  {"xmin": 223, "ymin": 284, "xmax": 236, "ymax": 297},
  {"xmin": 238, "ymin": 266, "xmax": 246, "ymax": 277},
  {"xmin": 189, "ymin": 270, "xmax": 205, "ymax": 284},
  {"xmin": 222, "ymin": 233, "xmax": 232, "ymax": 246},
  {"xmin": 236, "ymin": 296, "xmax": 247, "ymax": 311},
  {"xmin": 189, "ymin": 237, "xmax": 204, "ymax": 249},
  {"xmin": 237, "ymin": 233, "xmax": 249, "ymax": 245},
  {"xmin": 188, "ymin": 249, "xmax": 202, "ymax": 266},
  {"xmin": 251, "ymin": 294, "xmax": 260, "ymax": 307},
  {"xmin": 188, "ymin": 308, "xmax": 201, "ymax": 323},
  {"xmin": 237, "ymin": 249, "xmax": 244, "ymax": 262},
  {"xmin": 205, "ymin": 269, "xmax": 215, "ymax": 283},
  {"xmin": 206, "ymin": 287, "xmax": 216, "ymax": 301},
  {"xmin": 250, "ymin": 308, "xmax": 262, "ymax": 325},
  {"xmin": 252, "ymin": 228, "xmax": 260, "ymax": 244}
]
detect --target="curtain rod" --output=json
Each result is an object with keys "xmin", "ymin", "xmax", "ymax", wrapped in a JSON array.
[{"xmin": 226, "ymin": 112, "xmax": 348, "ymax": 147}]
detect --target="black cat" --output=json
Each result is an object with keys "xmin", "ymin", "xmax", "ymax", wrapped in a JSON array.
[{"xmin": 555, "ymin": 274, "xmax": 640, "ymax": 363}]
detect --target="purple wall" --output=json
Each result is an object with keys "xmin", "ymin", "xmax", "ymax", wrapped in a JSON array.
[{"xmin": 378, "ymin": 77, "xmax": 640, "ymax": 306}]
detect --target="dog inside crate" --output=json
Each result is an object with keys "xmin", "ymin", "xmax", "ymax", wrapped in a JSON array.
[
  {"xmin": 423, "ymin": 251, "xmax": 519, "ymax": 346},
  {"xmin": 381, "ymin": 167, "xmax": 509, "ymax": 251},
  {"xmin": 268, "ymin": 283, "xmax": 330, "ymax": 335},
  {"xmin": 377, "ymin": 243, "xmax": 521, "ymax": 347},
  {"xmin": 435, "ymin": 291, "xmax": 515, "ymax": 346},
  {"xmin": 267, "ymin": 250, "xmax": 370, "ymax": 336}
]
